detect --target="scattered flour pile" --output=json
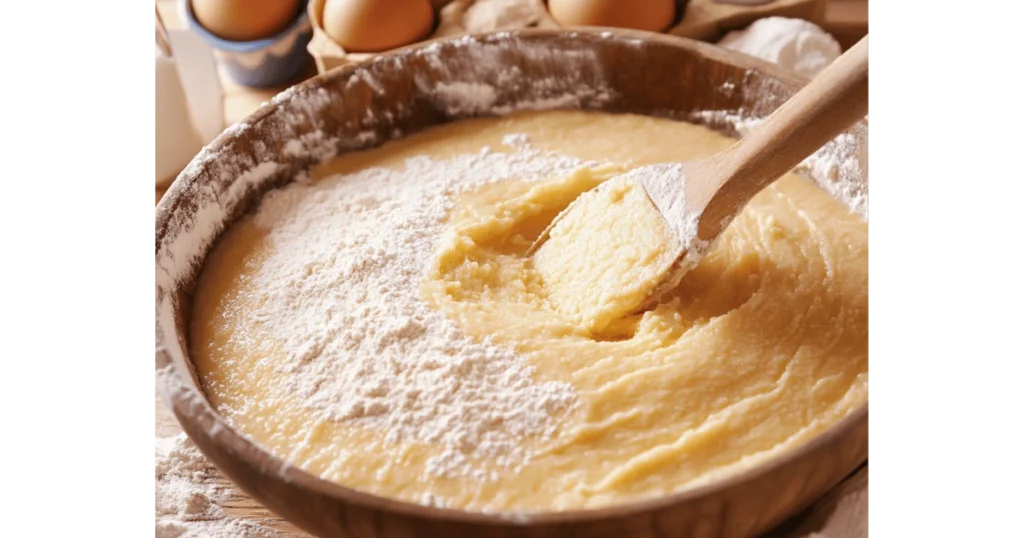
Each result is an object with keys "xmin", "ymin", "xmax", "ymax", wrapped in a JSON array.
[{"xmin": 156, "ymin": 434, "xmax": 287, "ymax": 538}]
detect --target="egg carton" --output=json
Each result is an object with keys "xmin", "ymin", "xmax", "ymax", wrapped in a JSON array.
[{"xmin": 306, "ymin": 0, "xmax": 824, "ymax": 74}]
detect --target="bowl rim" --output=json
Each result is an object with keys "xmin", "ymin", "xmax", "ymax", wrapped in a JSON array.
[
  {"xmin": 182, "ymin": 0, "xmax": 311, "ymax": 52},
  {"xmin": 156, "ymin": 26, "xmax": 868, "ymax": 526}
]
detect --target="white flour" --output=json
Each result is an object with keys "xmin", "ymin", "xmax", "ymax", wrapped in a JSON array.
[
  {"xmin": 629, "ymin": 163, "xmax": 700, "ymax": 242},
  {"xmin": 413, "ymin": 35, "xmax": 614, "ymax": 117},
  {"xmin": 156, "ymin": 32, "xmax": 866, "ymax": 525},
  {"xmin": 245, "ymin": 135, "xmax": 587, "ymax": 480},
  {"xmin": 708, "ymin": 19, "xmax": 866, "ymax": 217},
  {"xmin": 156, "ymin": 434, "xmax": 286, "ymax": 538},
  {"xmin": 689, "ymin": 109, "xmax": 868, "ymax": 219},
  {"xmin": 630, "ymin": 163, "xmax": 710, "ymax": 272}
]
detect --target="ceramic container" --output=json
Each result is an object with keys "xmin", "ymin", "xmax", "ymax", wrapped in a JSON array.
[{"xmin": 182, "ymin": 0, "xmax": 313, "ymax": 88}]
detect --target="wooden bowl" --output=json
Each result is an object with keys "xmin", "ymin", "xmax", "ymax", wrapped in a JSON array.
[{"xmin": 156, "ymin": 28, "xmax": 868, "ymax": 538}]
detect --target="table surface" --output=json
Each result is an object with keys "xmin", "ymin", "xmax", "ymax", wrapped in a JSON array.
[{"xmin": 155, "ymin": 1, "xmax": 868, "ymax": 534}]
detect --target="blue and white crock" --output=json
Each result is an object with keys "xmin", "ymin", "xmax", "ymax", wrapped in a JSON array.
[{"xmin": 181, "ymin": 0, "xmax": 314, "ymax": 88}]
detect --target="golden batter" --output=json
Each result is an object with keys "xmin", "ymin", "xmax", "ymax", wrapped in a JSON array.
[
  {"xmin": 529, "ymin": 172, "xmax": 681, "ymax": 333},
  {"xmin": 192, "ymin": 111, "xmax": 868, "ymax": 512}
]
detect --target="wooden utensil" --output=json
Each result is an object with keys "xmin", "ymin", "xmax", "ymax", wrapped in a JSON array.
[
  {"xmin": 530, "ymin": 35, "xmax": 868, "ymax": 309},
  {"xmin": 157, "ymin": 29, "xmax": 869, "ymax": 538}
]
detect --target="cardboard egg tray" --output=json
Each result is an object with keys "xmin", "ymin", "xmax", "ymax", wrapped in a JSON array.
[{"xmin": 307, "ymin": 0, "xmax": 826, "ymax": 74}]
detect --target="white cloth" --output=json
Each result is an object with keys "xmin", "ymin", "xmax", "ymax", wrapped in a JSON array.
[{"xmin": 718, "ymin": 17, "xmax": 842, "ymax": 79}]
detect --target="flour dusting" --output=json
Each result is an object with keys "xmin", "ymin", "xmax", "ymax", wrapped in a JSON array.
[
  {"xmin": 156, "ymin": 435, "xmax": 289, "ymax": 538},
  {"xmin": 156, "ymin": 32, "xmax": 867, "ymax": 519},
  {"xmin": 413, "ymin": 34, "xmax": 615, "ymax": 117},
  {"xmin": 433, "ymin": 82, "xmax": 499, "ymax": 114},
  {"xmin": 628, "ymin": 164, "xmax": 699, "ymax": 243},
  {"xmin": 244, "ymin": 136, "xmax": 591, "ymax": 479},
  {"xmin": 156, "ymin": 34, "xmax": 623, "ymax": 500},
  {"xmin": 627, "ymin": 165, "xmax": 713, "ymax": 282}
]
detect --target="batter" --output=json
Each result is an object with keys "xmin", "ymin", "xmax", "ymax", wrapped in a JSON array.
[
  {"xmin": 529, "ymin": 170, "xmax": 683, "ymax": 332},
  {"xmin": 191, "ymin": 111, "xmax": 868, "ymax": 512}
]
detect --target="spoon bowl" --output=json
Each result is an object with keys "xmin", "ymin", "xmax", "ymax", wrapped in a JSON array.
[
  {"xmin": 156, "ymin": 29, "xmax": 869, "ymax": 538},
  {"xmin": 530, "ymin": 37, "xmax": 868, "ymax": 314}
]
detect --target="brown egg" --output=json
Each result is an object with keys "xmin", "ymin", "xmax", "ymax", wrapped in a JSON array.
[
  {"xmin": 547, "ymin": 0, "xmax": 676, "ymax": 33},
  {"xmin": 192, "ymin": 0, "xmax": 300, "ymax": 42},
  {"xmin": 322, "ymin": 0, "xmax": 435, "ymax": 53}
]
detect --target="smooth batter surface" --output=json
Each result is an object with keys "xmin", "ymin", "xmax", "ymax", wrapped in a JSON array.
[{"xmin": 192, "ymin": 111, "xmax": 868, "ymax": 512}]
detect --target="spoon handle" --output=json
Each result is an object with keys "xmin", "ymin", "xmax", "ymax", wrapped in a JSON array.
[{"xmin": 697, "ymin": 36, "xmax": 868, "ymax": 236}]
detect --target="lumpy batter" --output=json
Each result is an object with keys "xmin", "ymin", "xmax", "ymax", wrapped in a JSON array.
[
  {"xmin": 529, "ymin": 170, "xmax": 681, "ymax": 332},
  {"xmin": 191, "ymin": 111, "xmax": 868, "ymax": 512}
]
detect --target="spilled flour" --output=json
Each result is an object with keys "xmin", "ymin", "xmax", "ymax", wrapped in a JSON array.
[
  {"xmin": 155, "ymin": 434, "xmax": 287, "ymax": 538},
  {"xmin": 246, "ymin": 135, "xmax": 588, "ymax": 479},
  {"xmin": 156, "ymin": 29, "xmax": 868, "ymax": 520}
]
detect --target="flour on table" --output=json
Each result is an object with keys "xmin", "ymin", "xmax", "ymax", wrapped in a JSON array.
[
  {"xmin": 156, "ymin": 434, "xmax": 286, "ymax": 538},
  {"xmin": 245, "ymin": 135, "xmax": 587, "ymax": 479},
  {"xmin": 156, "ymin": 32, "xmax": 865, "ymax": 514}
]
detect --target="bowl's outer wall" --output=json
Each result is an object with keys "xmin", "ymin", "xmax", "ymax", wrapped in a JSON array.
[{"xmin": 156, "ymin": 29, "xmax": 868, "ymax": 538}]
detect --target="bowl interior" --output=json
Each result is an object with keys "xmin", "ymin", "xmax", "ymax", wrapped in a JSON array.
[{"xmin": 156, "ymin": 28, "xmax": 867, "ymax": 536}]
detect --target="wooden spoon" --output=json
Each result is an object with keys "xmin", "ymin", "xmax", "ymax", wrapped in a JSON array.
[{"xmin": 529, "ymin": 35, "xmax": 868, "ymax": 311}]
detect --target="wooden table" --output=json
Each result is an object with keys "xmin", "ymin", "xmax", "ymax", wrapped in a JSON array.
[{"xmin": 155, "ymin": 2, "xmax": 868, "ymax": 534}]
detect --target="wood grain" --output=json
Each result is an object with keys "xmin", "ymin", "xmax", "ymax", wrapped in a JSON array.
[
  {"xmin": 821, "ymin": 0, "xmax": 868, "ymax": 50},
  {"xmin": 156, "ymin": 29, "xmax": 869, "ymax": 538},
  {"xmin": 220, "ymin": 62, "xmax": 318, "ymax": 126}
]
